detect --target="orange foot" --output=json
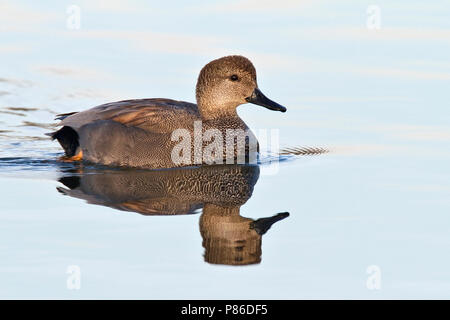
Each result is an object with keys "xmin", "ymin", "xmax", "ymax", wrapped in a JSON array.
[{"xmin": 59, "ymin": 150, "xmax": 83, "ymax": 162}]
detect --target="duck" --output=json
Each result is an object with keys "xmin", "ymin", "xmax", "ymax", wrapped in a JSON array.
[{"xmin": 49, "ymin": 55, "xmax": 287, "ymax": 168}]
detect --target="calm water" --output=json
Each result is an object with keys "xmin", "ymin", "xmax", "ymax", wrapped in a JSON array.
[{"xmin": 1, "ymin": 1, "xmax": 450, "ymax": 299}]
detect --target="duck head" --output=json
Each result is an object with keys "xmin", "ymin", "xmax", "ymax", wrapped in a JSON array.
[{"xmin": 196, "ymin": 55, "xmax": 287, "ymax": 119}]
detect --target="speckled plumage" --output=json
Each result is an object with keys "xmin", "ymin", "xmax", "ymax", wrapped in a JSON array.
[{"xmin": 58, "ymin": 164, "xmax": 260, "ymax": 215}]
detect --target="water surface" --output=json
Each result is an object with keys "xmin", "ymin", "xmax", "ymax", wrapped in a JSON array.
[{"xmin": 1, "ymin": 0, "xmax": 450, "ymax": 299}]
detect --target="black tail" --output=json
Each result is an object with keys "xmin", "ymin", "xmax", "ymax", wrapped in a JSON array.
[
  {"xmin": 55, "ymin": 111, "xmax": 78, "ymax": 121},
  {"xmin": 48, "ymin": 126, "xmax": 80, "ymax": 157},
  {"xmin": 59, "ymin": 176, "xmax": 81, "ymax": 189}
]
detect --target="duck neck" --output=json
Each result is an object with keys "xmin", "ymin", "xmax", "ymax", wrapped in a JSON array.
[
  {"xmin": 202, "ymin": 203, "xmax": 241, "ymax": 217},
  {"xmin": 197, "ymin": 97, "xmax": 239, "ymax": 121}
]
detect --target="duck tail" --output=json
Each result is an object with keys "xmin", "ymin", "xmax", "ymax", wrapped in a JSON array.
[
  {"xmin": 47, "ymin": 126, "xmax": 80, "ymax": 157},
  {"xmin": 55, "ymin": 111, "xmax": 78, "ymax": 121}
]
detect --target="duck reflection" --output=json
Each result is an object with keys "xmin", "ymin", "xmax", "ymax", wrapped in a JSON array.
[{"xmin": 57, "ymin": 164, "xmax": 288, "ymax": 266}]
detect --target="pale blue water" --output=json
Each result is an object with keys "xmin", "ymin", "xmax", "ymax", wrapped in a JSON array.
[{"xmin": 1, "ymin": 1, "xmax": 449, "ymax": 299}]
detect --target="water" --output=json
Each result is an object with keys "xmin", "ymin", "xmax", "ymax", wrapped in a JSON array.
[{"xmin": 1, "ymin": 1, "xmax": 450, "ymax": 299}]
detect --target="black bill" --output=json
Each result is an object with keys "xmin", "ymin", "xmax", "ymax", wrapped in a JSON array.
[{"xmin": 245, "ymin": 87, "xmax": 287, "ymax": 113}]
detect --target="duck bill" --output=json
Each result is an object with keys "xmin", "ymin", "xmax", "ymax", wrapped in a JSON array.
[
  {"xmin": 245, "ymin": 88, "xmax": 287, "ymax": 112},
  {"xmin": 250, "ymin": 212, "xmax": 290, "ymax": 235}
]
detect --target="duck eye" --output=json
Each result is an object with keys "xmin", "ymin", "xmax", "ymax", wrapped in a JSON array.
[{"xmin": 230, "ymin": 74, "xmax": 239, "ymax": 81}]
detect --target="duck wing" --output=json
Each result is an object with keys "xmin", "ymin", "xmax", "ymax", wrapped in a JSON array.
[{"xmin": 58, "ymin": 98, "xmax": 200, "ymax": 133}]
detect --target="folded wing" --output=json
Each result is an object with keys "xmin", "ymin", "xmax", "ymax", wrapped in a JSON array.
[{"xmin": 58, "ymin": 98, "xmax": 200, "ymax": 133}]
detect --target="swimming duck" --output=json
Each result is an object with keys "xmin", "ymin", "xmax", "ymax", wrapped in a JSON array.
[{"xmin": 49, "ymin": 55, "xmax": 286, "ymax": 168}]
